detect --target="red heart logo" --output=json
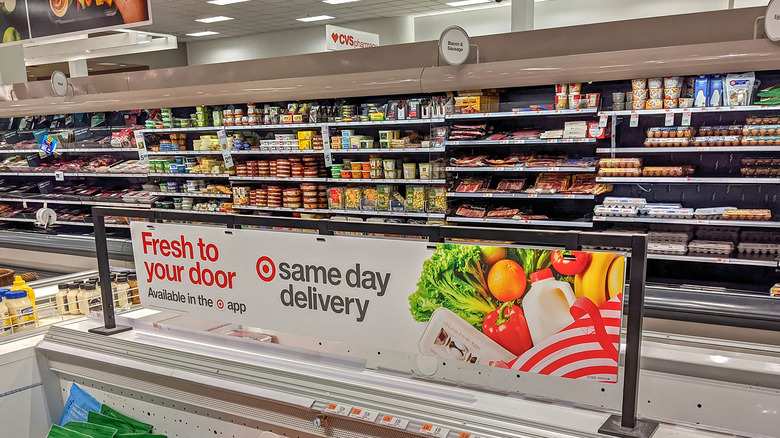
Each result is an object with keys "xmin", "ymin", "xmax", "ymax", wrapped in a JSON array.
[{"xmin": 331, "ymin": 33, "xmax": 339, "ymax": 43}]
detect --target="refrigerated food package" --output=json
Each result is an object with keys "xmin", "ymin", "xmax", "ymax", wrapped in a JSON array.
[
  {"xmin": 745, "ymin": 115, "xmax": 780, "ymax": 125},
  {"xmin": 740, "ymin": 167, "xmax": 780, "ymax": 177},
  {"xmin": 741, "ymin": 157, "xmax": 780, "ymax": 166},
  {"xmin": 647, "ymin": 231, "xmax": 692, "ymax": 243},
  {"xmin": 593, "ymin": 205, "xmax": 638, "ymax": 217},
  {"xmin": 643, "ymin": 137, "xmax": 691, "ymax": 147},
  {"xmin": 638, "ymin": 203, "xmax": 683, "ymax": 215},
  {"xmin": 645, "ymin": 127, "xmax": 695, "ymax": 138},
  {"xmin": 486, "ymin": 206, "xmax": 520, "ymax": 218},
  {"xmin": 426, "ymin": 187, "xmax": 446, "ymax": 213},
  {"xmin": 598, "ymin": 158, "xmax": 643, "ymax": 168},
  {"xmin": 722, "ymin": 209, "xmax": 772, "ymax": 220},
  {"xmin": 740, "ymin": 230, "xmax": 780, "ymax": 243},
  {"xmin": 562, "ymin": 174, "xmax": 612, "ymax": 195},
  {"xmin": 699, "ymin": 125, "xmax": 743, "ymax": 136},
  {"xmin": 740, "ymin": 135, "xmax": 780, "ymax": 146},
  {"xmin": 692, "ymin": 136, "xmax": 742, "ymax": 146},
  {"xmin": 405, "ymin": 186, "xmax": 427, "ymax": 212},
  {"xmin": 642, "ymin": 166, "xmax": 695, "ymax": 177},
  {"xmin": 737, "ymin": 242, "xmax": 780, "ymax": 255},
  {"xmin": 598, "ymin": 167, "xmax": 642, "ymax": 177},
  {"xmin": 696, "ymin": 226, "xmax": 739, "ymax": 242},
  {"xmin": 724, "ymin": 72, "xmax": 755, "ymax": 106},
  {"xmin": 455, "ymin": 177, "xmax": 491, "ymax": 192},
  {"xmin": 455, "ymin": 204, "xmax": 486, "ymax": 218},
  {"xmin": 742, "ymin": 124, "xmax": 780, "ymax": 135},
  {"xmin": 495, "ymin": 179, "xmax": 526, "ymax": 191},
  {"xmin": 646, "ymin": 208, "xmax": 695, "ymax": 219},
  {"xmin": 694, "ymin": 207, "xmax": 738, "ymax": 219},
  {"xmin": 648, "ymin": 242, "xmax": 688, "ymax": 255},
  {"xmin": 530, "ymin": 173, "xmax": 571, "ymax": 193},
  {"xmin": 602, "ymin": 197, "xmax": 647, "ymax": 208},
  {"xmin": 450, "ymin": 155, "xmax": 488, "ymax": 167},
  {"xmin": 688, "ymin": 240, "xmax": 735, "ymax": 255}
]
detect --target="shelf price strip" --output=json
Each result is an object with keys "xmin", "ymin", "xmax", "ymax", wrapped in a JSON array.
[
  {"xmin": 379, "ymin": 415, "xmax": 410, "ymax": 429},
  {"xmin": 420, "ymin": 423, "xmax": 450, "ymax": 438},
  {"xmin": 348, "ymin": 407, "xmax": 379, "ymax": 422}
]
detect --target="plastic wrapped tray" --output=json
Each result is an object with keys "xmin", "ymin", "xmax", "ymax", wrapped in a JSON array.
[
  {"xmin": 639, "ymin": 203, "xmax": 682, "ymax": 215},
  {"xmin": 740, "ymin": 167, "xmax": 780, "ymax": 177},
  {"xmin": 741, "ymin": 157, "xmax": 780, "ymax": 166},
  {"xmin": 648, "ymin": 242, "xmax": 688, "ymax": 255},
  {"xmin": 643, "ymin": 137, "xmax": 691, "ymax": 147},
  {"xmin": 692, "ymin": 136, "xmax": 742, "ymax": 146},
  {"xmin": 598, "ymin": 167, "xmax": 642, "ymax": 177},
  {"xmin": 593, "ymin": 205, "xmax": 638, "ymax": 217},
  {"xmin": 745, "ymin": 116, "xmax": 780, "ymax": 125},
  {"xmin": 602, "ymin": 197, "xmax": 647, "ymax": 208},
  {"xmin": 694, "ymin": 207, "xmax": 737, "ymax": 219},
  {"xmin": 598, "ymin": 158, "xmax": 643, "ymax": 168},
  {"xmin": 742, "ymin": 124, "xmax": 780, "ymax": 135},
  {"xmin": 688, "ymin": 240, "xmax": 735, "ymax": 255},
  {"xmin": 722, "ymin": 209, "xmax": 772, "ymax": 221},
  {"xmin": 646, "ymin": 208, "xmax": 694, "ymax": 219},
  {"xmin": 699, "ymin": 125, "xmax": 743, "ymax": 136},
  {"xmin": 741, "ymin": 136, "xmax": 780, "ymax": 146},
  {"xmin": 737, "ymin": 242, "xmax": 780, "ymax": 255},
  {"xmin": 645, "ymin": 127, "xmax": 695, "ymax": 138},
  {"xmin": 642, "ymin": 166, "xmax": 694, "ymax": 177}
]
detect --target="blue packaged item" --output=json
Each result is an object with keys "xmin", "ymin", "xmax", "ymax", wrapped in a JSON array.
[
  {"xmin": 59, "ymin": 383, "xmax": 101, "ymax": 426},
  {"xmin": 709, "ymin": 75, "xmax": 723, "ymax": 107},
  {"xmin": 694, "ymin": 76, "xmax": 709, "ymax": 108}
]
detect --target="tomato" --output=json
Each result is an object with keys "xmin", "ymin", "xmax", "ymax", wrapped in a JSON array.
[{"xmin": 551, "ymin": 250, "xmax": 591, "ymax": 275}]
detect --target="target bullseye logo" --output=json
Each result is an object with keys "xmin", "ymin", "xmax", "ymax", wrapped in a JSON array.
[
  {"xmin": 216, "ymin": 299, "xmax": 225, "ymax": 310},
  {"xmin": 256, "ymin": 256, "xmax": 276, "ymax": 282}
]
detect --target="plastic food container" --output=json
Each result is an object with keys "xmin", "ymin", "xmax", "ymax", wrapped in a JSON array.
[
  {"xmin": 598, "ymin": 158, "xmax": 643, "ymax": 168},
  {"xmin": 598, "ymin": 167, "xmax": 642, "ymax": 177},
  {"xmin": 648, "ymin": 88, "xmax": 663, "ymax": 99},
  {"xmin": 688, "ymin": 240, "xmax": 734, "ymax": 255},
  {"xmin": 643, "ymin": 137, "xmax": 692, "ymax": 147},
  {"xmin": 632, "ymin": 89, "xmax": 648, "ymax": 100},
  {"xmin": 631, "ymin": 100, "xmax": 646, "ymax": 110},
  {"xmin": 722, "ymin": 209, "xmax": 772, "ymax": 221},
  {"xmin": 646, "ymin": 99, "xmax": 663, "ymax": 110},
  {"xmin": 403, "ymin": 163, "xmax": 417, "ymax": 179},
  {"xmin": 694, "ymin": 207, "xmax": 737, "ymax": 219},
  {"xmin": 631, "ymin": 79, "xmax": 647, "ymax": 90},
  {"xmin": 602, "ymin": 197, "xmax": 647, "ymax": 207},
  {"xmin": 646, "ymin": 127, "xmax": 696, "ymax": 138},
  {"xmin": 741, "ymin": 136, "xmax": 780, "ymax": 146},
  {"xmin": 692, "ymin": 136, "xmax": 742, "ymax": 146},
  {"xmin": 700, "ymin": 125, "xmax": 744, "ymax": 136},
  {"xmin": 642, "ymin": 166, "xmax": 694, "ymax": 177},
  {"xmin": 593, "ymin": 206, "xmax": 638, "ymax": 217},
  {"xmin": 648, "ymin": 242, "xmax": 688, "ymax": 255},
  {"xmin": 646, "ymin": 208, "xmax": 695, "ymax": 219},
  {"xmin": 745, "ymin": 116, "xmax": 780, "ymax": 125}
]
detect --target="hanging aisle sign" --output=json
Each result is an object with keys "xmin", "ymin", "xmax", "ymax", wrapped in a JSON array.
[
  {"xmin": 438, "ymin": 26, "xmax": 471, "ymax": 65},
  {"xmin": 765, "ymin": 0, "xmax": 780, "ymax": 41},
  {"xmin": 131, "ymin": 222, "xmax": 626, "ymax": 383}
]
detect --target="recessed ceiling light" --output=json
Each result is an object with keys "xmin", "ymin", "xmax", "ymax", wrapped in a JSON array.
[
  {"xmin": 96, "ymin": 62, "xmax": 119, "ymax": 66},
  {"xmin": 119, "ymin": 64, "xmax": 126, "ymax": 67},
  {"xmin": 323, "ymin": 0, "xmax": 361, "ymax": 4},
  {"xmin": 296, "ymin": 15, "xmax": 334, "ymax": 22},
  {"xmin": 186, "ymin": 31, "xmax": 220, "ymax": 37},
  {"xmin": 446, "ymin": 0, "xmax": 490, "ymax": 6},
  {"xmin": 195, "ymin": 16, "xmax": 234, "ymax": 23},
  {"xmin": 207, "ymin": 0, "xmax": 249, "ymax": 5}
]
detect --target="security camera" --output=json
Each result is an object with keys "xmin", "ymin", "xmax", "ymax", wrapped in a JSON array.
[{"xmin": 494, "ymin": 0, "xmax": 503, "ymax": 3}]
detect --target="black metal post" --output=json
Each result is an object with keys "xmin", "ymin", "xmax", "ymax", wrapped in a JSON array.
[
  {"xmin": 87, "ymin": 208, "xmax": 132, "ymax": 335},
  {"xmin": 599, "ymin": 234, "xmax": 659, "ymax": 438}
]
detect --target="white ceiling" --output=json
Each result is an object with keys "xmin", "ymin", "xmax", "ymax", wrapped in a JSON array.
[{"xmin": 139, "ymin": 0, "xmax": 472, "ymax": 41}]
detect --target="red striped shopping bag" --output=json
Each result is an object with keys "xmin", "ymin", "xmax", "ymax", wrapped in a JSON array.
[{"xmin": 501, "ymin": 294, "xmax": 623, "ymax": 382}]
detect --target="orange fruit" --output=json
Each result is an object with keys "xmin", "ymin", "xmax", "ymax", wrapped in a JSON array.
[{"xmin": 487, "ymin": 259, "xmax": 527, "ymax": 302}]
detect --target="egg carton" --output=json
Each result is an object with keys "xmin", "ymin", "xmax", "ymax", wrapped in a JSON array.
[
  {"xmin": 638, "ymin": 203, "xmax": 683, "ymax": 215},
  {"xmin": 648, "ymin": 242, "xmax": 688, "ymax": 254},
  {"xmin": 694, "ymin": 207, "xmax": 738, "ymax": 219},
  {"xmin": 594, "ymin": 206, "xmax": 638, "ymax": 217},
  {"xmin": 688, "ymin": 240, "xmax": 735, "ymax": 255},
  {"xmin": 602, "ymin": 197, "xmax": 647, "ymax": 208},
  {"xmin": 740, "ymin": 230, "xmax": 780, "ymax": 243},
  {"xmin": 647, "ymin": 231, "xmax": 692, "ymax": 243},
  {"xmin": 648, "ymin": 224, "xmax": 695, "ymax": 233},
  {"xmin": 646, "ymin": 208, "xmax": 695, "ymax": 219},
  {"xmin": 737, "ymin": 242, "xmax": 780, "ymax": 255},
  {"xmin": 695, "ymin": 226, "xmax": 740, "ymax": 242}
]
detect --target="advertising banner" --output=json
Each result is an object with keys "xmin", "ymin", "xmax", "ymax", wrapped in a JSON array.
[
  {"xmin": 0, "ymin": 0, "xmax": 151, "ymax": 44},
  {"xmin": 131, "ymin": 223, "xmax": 625, "ymax": 382},
  {"xmin": 326, "ymin": 24, "xmax": 378, "ymax": 51}
]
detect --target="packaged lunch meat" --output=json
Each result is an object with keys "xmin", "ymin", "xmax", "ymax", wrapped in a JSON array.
[{"xmin": 455, "ymin": 204, "xmax": 486, "ymax": 218}]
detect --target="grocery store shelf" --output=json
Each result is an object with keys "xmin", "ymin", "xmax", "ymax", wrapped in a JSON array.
[
  {"xmin": 329, "ymin": 118, "xmax": 445, "ymax": 127},
  {"xmin": 150, "ymin": 208, "xmax": 233, "ymax": 215},
  {"xmin": 229, "ymin": 176, "xmax": 329, "ymax": 183},
  {"xmin": 0, "ymin": 148, "xmax": 139, "ymax": 154},
  {"xmin": 148, "ymin": 192, "xmax": 231, "ymax": 199},
  {"xmin": 445, "ymin": 138, "xmax": 596, "ymax": 146},
  {"xmin": 148, "ymin": 150, "xmax": 222, "ymax": 156},
  {"xmin": 447, "ymin": 192, "xmax": 595, "ymax": 200},
  {"xmin": 141, "ymin": 124, "xmax": 319, "ymax": 133},
  {"xmin": 0, "ymin": 172, "xmax": 147, "ymax": 178},
  {"xmin": 595, "ymin": 177, "xmax": 780, "ymax": 184},
  {"xmin": 647, "ymin": 252, "xmax": 779, "ymax": 267},
  {"xmin": 597, "ymin": 146, "xmax": 780, "ymax": 153},
  {"xmin": 329, "ymin": 209, "xmax": 445, "ymax": 219},
  {"xmin": 445, "ymin": 108, "xmax": 599, "ymax": 119},
  {"xmin": 447, "ymin": 166, "xmax": 596, "ymax": 173},
  {"xmin": 0, "ymin": 230, "xmax": 134, "ymax": 260},
  {"xmin": 230, "ymin": 149, "xmax": 323, "ymax": 155},
  {"xmin": 233, "ymin": 205, "xmax": 330, "ymax": 214},
  {"xmin": 599, "ymin": 104, "xmax": 780, "ymax": 116},
  {"xmin": 446, "ymin": 217, "xmax": 594, "ymax": 228},
  {"xmin": 331, "ymin": 147, "xmax": 445, "ymax": 154},
  {"xmin": 0, "ymin": 197, "xmax": 152, "ymax": 208},
  {"xmin": 149, "ymin": 173, "xmax": 230, "ymax": 179},
  {"xmin": 593, "ymin": 215, "xmax": 780, "ymax": 228},
  {"xmin": 0, "ymin": 216, "xmax": 131, "ymax": 228}
]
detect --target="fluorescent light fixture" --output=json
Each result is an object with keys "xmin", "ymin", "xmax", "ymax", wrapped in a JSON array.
[
  {"xmin": 96, "ymin": 62, "xmax": 119, "ymax": 66},
  {"xmin": 195, "ymin": 16, "xmax": 234, "ymax": 23},
  {"xmin": 323, "ymin": 0, "xmax": 361, "ymax": 4},
  {"xmin": 296, "ymin": 15, "xmax": 334, "ymax": 22},
  {"xmin": 186, "ymin": 31, "xmax": 220, "ymax": 37},
  {"xmin": 446, "ymin": 0, "xmax": 490, "ymax": 6},
  {"xmin": 207, "ymin": 0, "xmax": 249, "ymax": 4}
]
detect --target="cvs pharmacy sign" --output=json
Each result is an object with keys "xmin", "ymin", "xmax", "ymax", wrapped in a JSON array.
[{"xmin": 326, "ymin": 25, "xmax": 379, "ymax": 51}]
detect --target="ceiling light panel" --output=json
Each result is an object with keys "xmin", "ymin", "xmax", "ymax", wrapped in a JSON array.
[
  {"xmin": 196, "ymin": 16, "xmax": 234, "ymax": 23},
  {"xmin": 296, "ymin": 15, "xmax": 335, "ymax": 22},
  {"xmin": 186, "ymin": 31, "xmax": 220, "ymax": 37},
  {"xmin": 206, "ymin": 0, "xmax": 249, "ymax": 5},
  {"xmin": 323, "ymin": 0, "xmax": 362, "ymax": 4},
  {"xmin": 446, "ymin": 0, "xmax": 490, "ymax": 6}
]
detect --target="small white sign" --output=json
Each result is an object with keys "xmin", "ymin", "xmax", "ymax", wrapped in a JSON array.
[
  {"xmin": 379, "ymin": 415, "xmax": 409, "ymax": 430},
  {"xmin": 629, "ymin": 114, "xmax": 639, "ymax": 127},
  {"xmin": 320, "ymin": 124, "xmax": 333, "ymax": 167},
  {"xmin": 324, "ymin": 403, "xmax": 352, "ymax": 416},
  {"xmin": 439, "ymin": 26, "xmax": 471, "ymax": 65},
  {"xmin": 664, "ymin": 112, "xmax": 674, "ymax": 126},
  {"xmin": 598, "ymin": 114, "xmax": 608, "ymax": 128},
  {"xmin": 134, "ymin": 130, "xmax": 149, "ymax": 165},
  {"xmin": 54, "ymin": 171, "xmax": 65, "ymax": 181},
  {"xmin": 420, "ymin": 423, "xmax": 450, "ymax": 438},
  {"xmin": 681, "ymin": 111, "xmax": 692, "ymax": 127},
  {"xmin": 217, "ymin": 129, "xmax": 234, "ymax": 169},
  {"xmin": 766, "ymin": 0, "xmax": 780, "ymax": 41},
  {"xmin": 326, "ymin": 25, "xmax": 379, "ymax": 51},
  {"xmin": 51, "ymin": 71, "xmax": 69, "ymax": 97},
  {"xmin": 348, "ymin": 408, "xmax": 379, "ymax": 422}
]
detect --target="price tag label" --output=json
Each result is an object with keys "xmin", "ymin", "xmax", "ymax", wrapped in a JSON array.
[
  {"xmin": 664, "ymin": 112, "xmax": 674, "ymax": 126},
  {"xmin": 133, "ymin": 130, "xmax": 149, "ymax": 165},
  {"xmin": 217, "ymin": 129, "xmax": 234, "ymax": 168},
  {"xmin": 593, "ymin": 216, "xmax": 606, "ymax": 221},
  {"xmin": 420, "ymin": 424, "xmax": 450, "ymax": 438},
  {"xmin": 324, "ymin": 403, "xmax": 352, "ymax": 416},
  {"xmin": 527, "ymin": 193, "xmax": 538, "ymax": 198},
  {"xmin": 482, "ymin": 193, "xmax": 493, "ymax": 198},
  {"xmin": 320, "ymin": 123, "xmax": 333, "ymax": 167},
  {"xmin": 499, "ymin": 140, "xmax": 509, "ymax": 144},
  {"xmin": 22, "ymin": 200, "xmax": 27, "ymax": 208},
  {"xmin": 547, "ymin": 167, "xmax": 561, "ymax": 172},
  {"xmin": 629, "ymin": 114, "xmax": 639, "ymax": 127},
  {"xmin": 681, "ymin": 111, "xmax": 692, "ymax": 127},
  {"xmin": 54, "ymin": 171, "xmax": 64, "ymax": 181},
  {"xmin": 379, "ymin": 415, "xmax": 409, "ymax": 430},
  {"xmin": 598, "ymin": 113, "xmax": 608, "ymax": 128}
]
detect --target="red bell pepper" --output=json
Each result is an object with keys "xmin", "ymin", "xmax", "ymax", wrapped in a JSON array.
[{"xmin": 482, "ymin": 302, "xmax": 533, "ymax": 356}]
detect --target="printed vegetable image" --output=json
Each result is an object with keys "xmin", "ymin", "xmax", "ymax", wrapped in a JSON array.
[
  {"xmin": 573, "ymin": 252, "xmax": 617, "ymax": 307},
  {"xmin": 480, "ymin": 246, "xmax": 506, "ymax": 266},
  {"xmin": 551, "ymin": 250, "xmax": 591, "ymax": 276},
  {"xmin": 482, "ymin": 302, "xmax": 533, "ymax": 356},
  {"xmin": 487, "ymin": 259, "xmax": 527, "ymax": 302}
]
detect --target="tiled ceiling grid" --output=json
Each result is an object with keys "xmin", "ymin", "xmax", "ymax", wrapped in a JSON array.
[{"xmin": 139, "ymin": 0, "xmax": 473, "ymax": 40}]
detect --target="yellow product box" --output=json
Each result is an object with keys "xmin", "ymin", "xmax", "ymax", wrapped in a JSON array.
[
  {"xmin": 297, "ymin": 130, "xmax": 315, "ymax": 140},
  {"xmin": 299, "ymin": 139, "xmax": 312, "ymax": 150},
  {"xmin": 370, "ymin": 113, "xmax": 385, "ymax": 121},
  {"xmin": 292, "ymin": 114, "xmax": 304, "ymax": 124},
  {"xmin": 454, "ymin": 95, "xmax": 499, "ymax": 114},
  {"xmin": 282, "ymin": 114, "xmax": 294, "ymax": 124},
  {"xmin": 390, "ymin": 139, "xmax": 407, "ymax": 149}
]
